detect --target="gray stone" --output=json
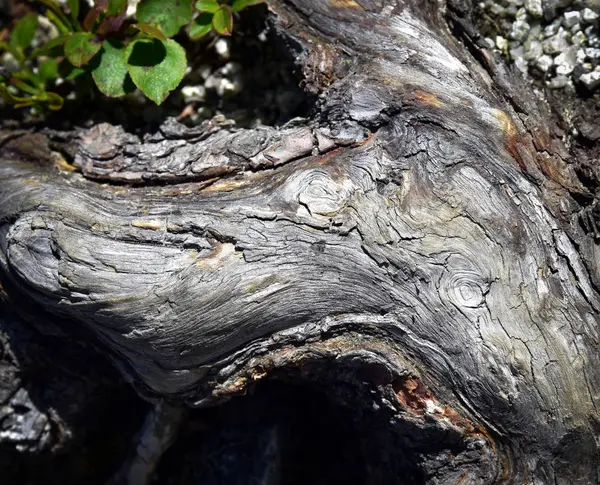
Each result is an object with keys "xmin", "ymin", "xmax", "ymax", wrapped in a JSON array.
[
  {"xmin": 489, "ymin": 3, "xmax": 506, "ymax": 16},
  {"xmin": 536, "ymin": 54, "xmax": 554, "ymax": 71},
  {"xmin": 563, "ymin": 11, "xmax": 581, "ymax": 28},
  {"xmin": 542, "ymin": 0, "xmax": 574, "ymax": 20},
  {"xmin": 214, "ymin": 38, "xmax": 231, "ymax": 60},
  {"xmin": 542, "ymin": 29, "xmax": 570, "ymax": 54},
  {"xmin": 579, "ymin": 67, "xmax": 600, "ymax": 89},
  {"xmin": 484, "ymin": 37, "xmax": 495, "ymax": 49},
  {"xmin": 554, "ymin": 45, "xmax": 578, "ymax": 73},
  {"xmin": 578, "ymin": 121, "xmax": 600, "ymax": 140},
  {"xmin": 510, "ymin": 45, "xmax": 525, "ymax": 59},
  {"xmin": 524, "ymin": 38, "xmax": 544, "ymax": 59},
  {"xmin": 221, "ymin": 62, "xmax": 242, "ymax": 76},
  {"xmin": 510, "ymin": 46, "xmax": 528, "ymax": 73},
  {"xmin": 590, "ymin": 36, "xmax": 600, "ymax": 48},
  {"xmin": 196, "ymin": 64, "xmax": 212, "ymax": 80},
  {"xmin": 570, "ymin": 22, "xmax": 582, "ymax": 33},
  {"xmin": 529, "ymin": 24, "xmax": 542, "ymax": 38},
  {"xmin": 1, "ymin": 53, "xmax": 20, "ymax": 73},
  {"xmin": 543, "ymin": 20, "xmax": 562, "ymax": 37},
  {"xmin": 547, "ymin": 74, "xmax": 569, "ymax": 87},
  {"xmin": 510, "ymin": 19, "xmax": 531, "ymax": 41},
  {"xmin": 571, "ymin": 31, "xmax": 587, "ymax": 44},
  {"xmin": 556, "ymin": 64, "xmax": 572, "ymax": 74},
  {"xmin": 514, "ymin": 55, "xmax": 529, "ymax": 73},
  {"xmin": 496, "ymin": 36, "xmax": 509, "ymax": 50},
  {"xmin": 204, "ymin": 74, "xmax": 222, "ymax": 90},
  {"xmin": 515, "ymin": 6, "xmax": 528, "ymax": 19},
  {"xmin": 507, "ymin": 5, "xmax": 519, "ymax": 16},
  {"xmin": 181, "ymin": 85, "xmax": 206, "ymax": 103},
  {"xmin": 585, "ymin": 47, "xmax": 600, "ymax": 58},
  {"xmin": 582, "ymin": 7, "xmax": 599, "ymax": 22},
  {"xmin": 216, "ymin": 78, "xmax": 238, "ymax": 97},
  {"xmin": 525, "ymin": 0, "xmax": 544, "ymax": 17}
]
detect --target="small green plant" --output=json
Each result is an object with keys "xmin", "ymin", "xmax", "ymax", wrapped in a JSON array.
[{"xmin": 0, "ymin": 0, "xmax": 264, "ymax": 111}]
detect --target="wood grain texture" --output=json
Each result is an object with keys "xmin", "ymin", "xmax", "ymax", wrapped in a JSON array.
[{"xmin": 1, "ymin": 0, "xmax": 599, "ymax": 483}]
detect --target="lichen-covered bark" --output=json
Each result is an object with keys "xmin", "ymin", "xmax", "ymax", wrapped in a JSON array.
[{"xmin": 1, "ymin": 0, "xmax": 599, "ymax": 483}]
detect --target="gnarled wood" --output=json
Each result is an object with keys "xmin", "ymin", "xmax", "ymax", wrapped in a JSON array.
[{"xmin": 1, "ymin": 0, "xmax": 599, "ymax": 483}]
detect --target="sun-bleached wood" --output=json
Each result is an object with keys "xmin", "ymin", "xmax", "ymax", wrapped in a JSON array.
[{"xmin": 1, "ymin": 0, "xmax": 599, "ymax": 483}]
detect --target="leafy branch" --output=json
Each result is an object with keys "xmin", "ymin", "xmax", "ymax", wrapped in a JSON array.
[{"xmin": 0, "ymin": 0, "xmax": 264, "ymax": 111}]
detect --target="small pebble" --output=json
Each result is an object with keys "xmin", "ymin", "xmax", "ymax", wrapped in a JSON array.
[
  {"xmin": 536, "ymin": 54, "xmax": 554, "ymax": 71},
  {"xmin": 524, "ymin": 38, "xmax": 543, "ymax": 60},
  {"xmin": 214, "ymin": 38, "xmax": 231, "ymax": 60},
  {"xmin": 2, "ymin": 53, "xmax": 20, "ymax": 73},
  {"xmin": 525, "ymin": 0, "xmax": 543, "ymax": 17},
  {"xmin": 547, "ymin": 74, "xmax": 569, "ymax": 88},
  {"xmin": 216, "ymin": 78, "xmax": 238, "ymax": 97},
  {"xmin": 544, "ymin": 20, "xmax": 561, "ymax": 37},
  {"xmin": 585, "ymin": 47, "xmax": 600, "ymax": 58},
  {"xmin": 582, "ymin": 8, "xmax": 599, "ymax": 23},
  {"xmin": 510, "ymin": 19, "xmax": 532, "ymax": 41},
  {"xmin": 555, "ymin": 46, "xmax": 578, "ymax": 74},
  {"xmin": 516, "ymin": 7, "xmax": 528, "ymax": 19},
  {"xmin": 563, "ymin": 11, "xmax": 581, "ymax": 28},
  {"xmin": 197, "ymin": 64, "xmax": 213, "ymax": 80},
  {"xmin": 572, "ymin": 31, "xmax": 587, "ymax": 45},
  {"xmin": 510, "ymin": 45, "xmax": 526, "ymax": 60},
  {"xmin": 580, "ymin": 68, "xmax": 600, "ymax": 89},
  {"xmin": 542, "ymin": 29, "xmax": 570, "ymax": 54},
  {"xmin": 496, "ymin": 36, "xmax": 509, "ymax": 50},
  {"xmin": 181, "ymin": 85, "xmax": 206, "ymax": 103}
]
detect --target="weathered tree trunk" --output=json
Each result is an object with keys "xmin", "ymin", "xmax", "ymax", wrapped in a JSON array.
[{"xmin": 1, "ymin": 0, "xmax": 600, "ymax": 483}]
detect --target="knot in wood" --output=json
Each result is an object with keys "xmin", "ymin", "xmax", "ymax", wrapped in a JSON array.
[
  {"xmin": 292, "ymin": 169, "xmax": 354, "ymax": 216},
  {"xmin": 439, "ymin": 257, "xmax": 488, "ymax": 309}
]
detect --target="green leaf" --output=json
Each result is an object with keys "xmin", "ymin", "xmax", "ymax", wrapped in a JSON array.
[
  {"xmin": 212, "ymin": 5, "xmax": 232, "ymax": 36},
  {"xmin": 32, "ymin": 90, "xmax": 64, "ymax": 110},
  {"xmin": 126, "ymin": 38, "xmax": 186, "ymax": 105},
  {"xmin": 132, "ymin": 23, "xmax": 168, "ymax": 41},
  {"xmin": 0, "ymin": 83, "xmax": 31, "ymax": 103},
  {"xmin": 59, "ymin": 61, "xmax": 86, "ymax": 80},
  {"xmin": 38, "ymin": 58, "xmax": 59, "ymax": 84},
  {"xmin": 29, "ymin": 34, "xmax": 68, "ymax": 58},
  {"xmin": 231, "ymin": 0, "xmax": 264, "ymax": 12},
  {"xmin": 64, "ymin": 32, "xmax": 102, "ymax": 67},
  {"xmin": 188, "ymin": 13, "xmax": 213, "ymax": 40},
  {"xmin": 11, "ymin": 13, "xmax": 38, "ymax": 50},
  {"xmin": 91, "ymin": 39, "xmax": 134, "ymax": 97},
  {"xmin": 195, "ymin": 0, "xmax": 220, "ymax": 13},
  {"xmin": 10, "ymin": 77, "xmax": 39, "ymax": 95},
  {"xmin": 68, "ymin": 0, "xmax": 80, "ymax": 18},
  {"xmin": 136, "ymin": 0, "xmax": 193, "ymax": 38},
  {"xmin": 107, "ymin": 0, "xmax": 128, "ymax": 15},
  {"xmin": 45, "ymin": 10, "xmax": 71, "ymax": 34}
]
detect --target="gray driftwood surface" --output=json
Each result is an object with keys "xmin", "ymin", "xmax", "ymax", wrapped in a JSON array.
[{"xmin": 1, "ymin": 0, "xmax": 600, "ymax": 483}]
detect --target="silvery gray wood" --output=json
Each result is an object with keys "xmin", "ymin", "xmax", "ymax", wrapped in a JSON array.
[{"xmin": 1, "ymin": 0, "xmax": 599, "ymax": 483}]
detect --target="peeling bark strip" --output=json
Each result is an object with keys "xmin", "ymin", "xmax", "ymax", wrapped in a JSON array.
[{"xmin": 1, "ymin": 0, "xmax": 600, "ymax": 483}]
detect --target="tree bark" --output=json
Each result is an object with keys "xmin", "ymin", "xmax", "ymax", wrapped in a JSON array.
[{"xmin": 1, "ymin": 0, "xmax": 600, "ymax": 483}]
